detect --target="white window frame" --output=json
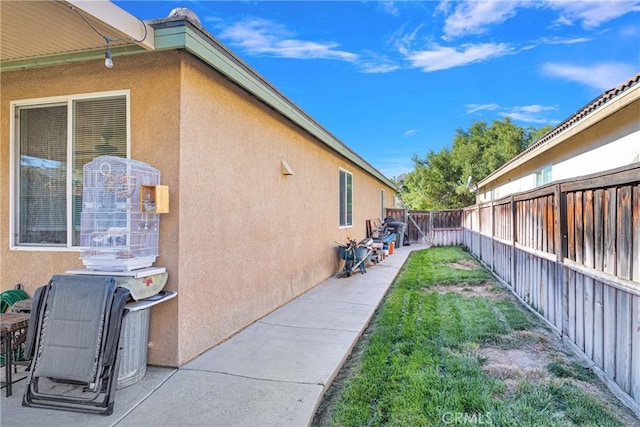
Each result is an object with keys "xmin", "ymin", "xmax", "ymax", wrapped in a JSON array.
[
  {"xmin": 9, "ymin": 90, "xmax": 131, "ymax": 251},
  {"xmin": 535, "ymin": 164, "xmax": 552, "ymax": 187},
  {"xmin": 339, "ymin": 168, "xmax": 353, "ymax": 228}
]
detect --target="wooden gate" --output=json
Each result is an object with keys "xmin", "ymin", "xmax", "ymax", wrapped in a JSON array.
[{"xmin": 385, "ymin": 208, "xmax": 463, "ymax": 246}]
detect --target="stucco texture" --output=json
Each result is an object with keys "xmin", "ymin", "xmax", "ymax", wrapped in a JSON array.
[{"xmin": 1, "ymin": 50, "xmax": 395, "ymax": 366}]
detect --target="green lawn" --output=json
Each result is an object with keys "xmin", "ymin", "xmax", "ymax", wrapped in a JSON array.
[{"xmin": 320, "ymin": 246, "xmax": 632, "ymax": 427}]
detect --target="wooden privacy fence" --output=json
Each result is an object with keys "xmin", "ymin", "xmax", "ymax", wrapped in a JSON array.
[
  {"xmin": 385, "ymin": 208, "xmax": 463, "ymax": 246},
  {"xmin": 463, "ymin": 164, "xmax": 640, "ymax": 415}
]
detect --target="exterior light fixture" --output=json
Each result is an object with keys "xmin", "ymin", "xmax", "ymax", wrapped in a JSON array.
[
  {"xmin": 281, "ymin": 160, "xmax": 294, "ymax": 176},
  {"xmin": 104, "ymin": 37, "xmax": 113, "ymax": 68}
]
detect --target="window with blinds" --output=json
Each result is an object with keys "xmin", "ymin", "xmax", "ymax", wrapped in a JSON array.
[{"xmin": 14, "ymin": 93, "xmax": 127, "ymax": 248}]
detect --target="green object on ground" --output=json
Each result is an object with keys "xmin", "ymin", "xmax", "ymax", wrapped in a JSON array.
[
  {"xmin": 0, "ymin": 289, "xmax": 29, "ymax": 313},
  {"xmin": 0, "ymin": 288, "xmax": 30, "ymax": 365}
]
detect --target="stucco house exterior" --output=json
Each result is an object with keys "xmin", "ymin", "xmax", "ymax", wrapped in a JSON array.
[
  {"xmin": 0, "ymin": 1, "xmax": 396, "ymax": 366},
  {"xmin": 475, "ymin": 73, "xmax": 640, "ymax": 203}
]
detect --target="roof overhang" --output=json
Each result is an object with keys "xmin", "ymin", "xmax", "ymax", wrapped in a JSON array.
[
  {"xmin": 476, "ymin": 76, "xmax": 640, "ymax": 189},
  {"xmin": 0, "ymin": 0, "xmax": 154, "ymax": 71}
]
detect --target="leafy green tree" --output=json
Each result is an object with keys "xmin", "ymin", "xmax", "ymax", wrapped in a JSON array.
[
  {"xmin": 401, "ymin": 149, "xmax": 474, "ymax": 210},
  {"xmin": 400, "ymin": 118, "xmax": 552, "ymax": 209}
]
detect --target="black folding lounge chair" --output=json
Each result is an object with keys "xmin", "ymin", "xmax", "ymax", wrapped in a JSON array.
[{"xmin": 22, "ymin": 275, "xmax": 130, "ymax": 415}]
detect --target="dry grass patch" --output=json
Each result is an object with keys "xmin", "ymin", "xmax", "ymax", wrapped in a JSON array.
[
  {"xmin": 444, "ymin": 259, "xmax": 482, "ymax": 270},
  {"xmin": 426, "ymin": 281, "xmax": 506, "ymax": 300}
]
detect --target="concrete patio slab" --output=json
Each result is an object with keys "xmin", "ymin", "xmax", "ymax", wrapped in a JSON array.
[
  {"xmin": 0, "ymin": 366, "xmax": 176, "ymax": 427},
  {"xmin": 117, "ymin": 370, "xmax": 323, "ymax": 427},
  {"xmin": 183, "ymin": 321, "xmax": 359, "ymax": 385},
  {"xmin": 260, "ymin": 297, "xmax": 378, "ymax": 331}
]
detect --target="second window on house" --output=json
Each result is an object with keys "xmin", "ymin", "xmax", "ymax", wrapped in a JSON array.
[{"xmin": 339, "ymin": 169, "xmax": 353, "ymax": 227}]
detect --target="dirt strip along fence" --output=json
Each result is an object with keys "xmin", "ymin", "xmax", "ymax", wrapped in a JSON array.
[
  {"xmin": 385, "ymin": 208, "xmax": 464, "ymax": 246},
  {"xmin": 463, "ymin": 164, "xmax": 640, "ymax": 416}
]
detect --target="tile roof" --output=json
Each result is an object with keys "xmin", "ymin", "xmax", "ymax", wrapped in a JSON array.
[
  {"xmin": 478, "ymin": 72, "xmax": 640, "ymax": 187},
  {"xmin": 523, "ymin": 72, "xmax": 640, "ymax": 156}
]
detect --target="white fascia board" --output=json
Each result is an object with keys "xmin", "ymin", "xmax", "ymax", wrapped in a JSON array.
[{"xmin": 65, "ymin": 0, "xmax": 154, "ymax": 50}]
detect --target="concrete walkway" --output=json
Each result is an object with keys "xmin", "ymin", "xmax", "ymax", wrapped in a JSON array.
[{"xmin": 1, "ymin": 244, "xmax": 422, "ymax": 427}]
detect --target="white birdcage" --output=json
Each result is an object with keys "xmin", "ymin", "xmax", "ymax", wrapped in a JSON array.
[{"xmin": 80, "ymin": 156, "xmax": 160, "ymax": 271}]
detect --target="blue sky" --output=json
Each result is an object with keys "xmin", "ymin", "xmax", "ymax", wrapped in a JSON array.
[{"xmin": 114, "ymin": 1, "xmax": 640, "ymax": 179}]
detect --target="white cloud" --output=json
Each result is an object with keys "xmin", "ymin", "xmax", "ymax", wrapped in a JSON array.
[
  {"xmin": 358, "ymin": 51, "xmax": 401, "ymax": 74},
  {"xmin": 403, "ymin": 129, "xmax": 419, "ymax": 137},
  {"xmin": 405, "ymin": 43, "xmax": 513, "ymax": 72},
  {"xmin": 379, "ymin": 1, "xmax": 399, "ymax": 17},
  {"xmin": 545, "ymin": 0, "xmax": 640, "ymax": 29},
  {"xmin": 499, "ymin": 105, "xmax": 559, "ymax": 124},
  {"xmin": 436, "ymin": 1, "xmax": 639, "ymax": 41},
  {"xmin": 216, "ymin": 16, "xmax": 400, "ymax": 73},
  {"xmin": 513, "ymin": 105, "xmax": 557, "ymax": 114},
  {"xmin": 467, "ymin": 103, "xmax": 558, "ymax": 124},
  {"xmin": 217, "ymin": 18, "xmax": 358, "ymax": 61},
  {"xmin": 465, "ymin": 103, "xmax": 501, "ymax": 114},
  {"xmin": 542, "ymin": 62, "xmax": 638, "ymax": 91},
  {"xmin": 619, "ymin": 24, "xmax": 640, "ymax": 39},
  {"xmin": 360, "ymin": 62, "xmax": 401, "ymax": 74},
  {"xmin": 440, "ymin": 1, "xmax": 520, "ymax": 40},
  {"xmin": 538, "ymin": 36, "xmax": 592, "ymax": 45},
  {"xmin": 498, "ymin": 111, "xmax": 557, "ymax": 124}
]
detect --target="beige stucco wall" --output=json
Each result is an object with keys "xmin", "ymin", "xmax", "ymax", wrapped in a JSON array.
[
  {"xmin": 175, "ymin": 53, "xmax": 394, "ymax": 363},
  {"xmin": 1, "ymin": 50, "xmax": 395, "ymax": 366},
  {"xmin": 1, "ymin": 52, "xmax": 183, "ymax": 365}
]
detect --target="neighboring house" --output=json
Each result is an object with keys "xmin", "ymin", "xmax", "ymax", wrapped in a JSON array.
[
  {"xmin": 0, "ymin": 1, "xmax": 396, "ymax": 366},
  {"xmin": 476, "ymin": 73, "xmax": 640, "ymax": 203}
]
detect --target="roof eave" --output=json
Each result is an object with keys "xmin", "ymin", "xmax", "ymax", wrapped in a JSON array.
[
  {"xmin": 152, "ymin": 20, "xmax": 397, "ymax": 190},
  {"xmin": 64, "ymin": 0, "xmax": 154, "ymax": 51},
  {"xmin": 477, "ymin": 75, "xmax": 640, "ymax": 189}
]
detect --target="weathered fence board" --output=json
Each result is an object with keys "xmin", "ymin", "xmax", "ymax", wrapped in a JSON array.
[
  {"xmin": 617, "ymin": 291, "xmax": 633, "ymax": 394},
  {"xmin": 575, "ymin": 273, "xmax": 585, "ymax": 351},
  {"xmin": 634, "ymin": 186, "xmax": 640, "ymax": 283},
  {"xmin": 568, "ymin": 193, "xmax": 576, "ymax": 261},
  {"xmin": 594, "ymin": 189, "xmax": 605, "ymax": 271},
  {"xmin": 575, "ymin": 191, "xmax": 584, "ymax": 265},
  {"xmin": 459, "ymin": 164, "xmax": 640, "ymax": 415},
  {"xmin": 603, "ymin": 284, "xmax": 617, "ymax": 380},
  {"xmin": 618, "ymin": 186, "xmax": 632, "ymax": 280},
  {"xmin": 604, "ymin": 188, "xmax": 617, "ymax": 275},
  {"xmin": 584, "ymin": 190, "xmax": 595, "ymax": 268},
  {"xmin": 584, "ymin": 277, "xmax": 595, "ymax": 359},
  {"xmin": 594, "ymin": 281, "xmax": 605, "ymax": 369},
  {"xmin": 632, "ymin": 295, "xmax": 640, "ymax": 402}
]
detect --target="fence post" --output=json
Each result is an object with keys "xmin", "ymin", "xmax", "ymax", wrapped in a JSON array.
[
  {"xmin": 556, "ymin": 183, "xmax": 568, "ymax": 338},
  {"xmin": 429, "ymin": 211, "xmax": 434, "ymax": 245},
  {"xmin": 510, "ymin": 195, "xmax": 516, "ymax": 290},
  {"xmin": 490, "ymin": 201, "xmax": 495, "ymax": 272},
  {"xmin": 478, "ymin": 204, "xmax": 483, "ymax": 261}
]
